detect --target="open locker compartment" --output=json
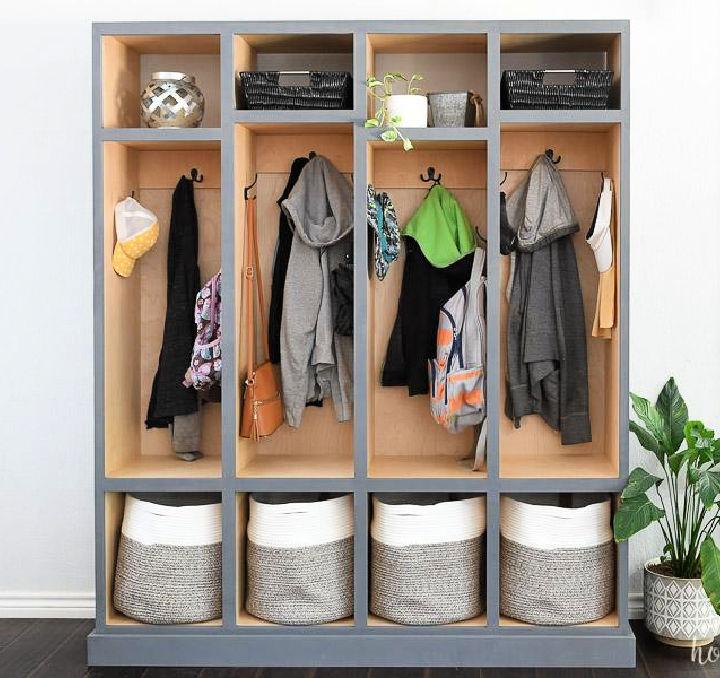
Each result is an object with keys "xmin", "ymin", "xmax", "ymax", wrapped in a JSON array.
[
  {"xmin": 366, "ymin": 34, "xmax": 488, "ymax": 128},
  {"xmin": 101, "ymin": 34, "xmax": 221, "ymax": 128},
  {"xmin": 366, "ymin": 138, "xmax": 489, "ymax": 478},
  {"xmin": 104, "ymin": 492, "xmax": 223, "ymax": 627},
  {"xmin": 234, "ymin": 123, "xmax": 355, "ymax": 478},
  {"xmin": 102, "ymin": 140, "xmax": 222, "ymax": 479},
  {"xmin": 499, "ymin": 123, "xmax": 621, "ymax": 479}
]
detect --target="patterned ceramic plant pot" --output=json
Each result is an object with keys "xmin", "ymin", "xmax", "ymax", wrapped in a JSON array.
[
  {"xmin": 141, "ymin": 72, "xmax": 205, "ymax": 128},
  {"xmin": 645, "ymin": 558, "xmax": 720, "ymax": 646}
]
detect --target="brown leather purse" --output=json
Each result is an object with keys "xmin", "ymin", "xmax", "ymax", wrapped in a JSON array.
[{"xmin": 240, "ymin": 197, "xmax": 284, "ymax": 440}]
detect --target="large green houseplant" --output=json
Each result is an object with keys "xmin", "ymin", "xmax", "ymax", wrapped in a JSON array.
[{"xmin": 614, "ymin": 377, "xmax": 720, "ymax": 645}]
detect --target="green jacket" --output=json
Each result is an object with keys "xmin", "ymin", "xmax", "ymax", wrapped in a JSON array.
[{"xmin": 402, "ymin": 185, "xmax": 475, "ymax": 268}]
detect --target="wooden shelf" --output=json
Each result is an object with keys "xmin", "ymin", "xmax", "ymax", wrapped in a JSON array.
[
  {"xmin": 500, "ymin": 451, "xmax": 618, "ymax": 479},
  {"xmin": 500, "ymin": 611, "xmax": 619, "ymax": 628},
  {"xmin": 238, "ymin": 453, "xmax": 354, "ymax": 479},
  {"xmin": 107, "ymin": 454, "xmax": 221, "ymax": 479},
  {"xmin": 500, "ymin": 110, "xmax": 623, "ymax": 129},
  {"xmin": 369, "ymin": 455, "xmax": 487, "ymax": 479}
]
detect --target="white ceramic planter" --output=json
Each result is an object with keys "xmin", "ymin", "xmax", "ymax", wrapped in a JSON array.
[
  {"xmin": 386, "ymin": 95, "xmax": 428, "ymax": 128},
  {"xmin": 644, "ymin": 558, "xmax": 720, "ymax": 647}
]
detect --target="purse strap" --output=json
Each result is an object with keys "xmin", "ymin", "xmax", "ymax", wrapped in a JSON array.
[{"xmin": 244, "ymin": 197, "xmax": 269, "ymax": 380}]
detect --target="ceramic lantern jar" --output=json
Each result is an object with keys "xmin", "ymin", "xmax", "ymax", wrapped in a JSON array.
[
  {"xmin": 644, "ymin": 559, "xmax": 720, "ymax": 647},
  {"xmin": 141, "ymin": 72, "xmax": 205, "ymax": 128}
]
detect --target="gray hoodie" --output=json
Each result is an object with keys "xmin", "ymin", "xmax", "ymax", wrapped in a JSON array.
[
  {"xmin": 280, "ymin": 156, "xmax": 354, "ymax": 428},
  {"xmin": 505, "ymin": 155, "xmax": 591, "ymax": 445}
]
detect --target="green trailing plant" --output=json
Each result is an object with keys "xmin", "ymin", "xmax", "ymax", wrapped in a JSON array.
[
  {"xmin": 614, "ymin": 377, "xmax": 720, "ymax": 613},
  {"xmin": 364, "ymin": 72, "xmax": 424, "ymax": 151}
]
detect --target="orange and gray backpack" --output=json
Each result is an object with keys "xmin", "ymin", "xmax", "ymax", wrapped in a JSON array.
[{"xmin": 429, "ymin": 248, "xmax": 487, "ymax": 470}]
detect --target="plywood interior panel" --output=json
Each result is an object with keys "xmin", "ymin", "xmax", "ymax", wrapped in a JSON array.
[
  {"xmin": 500, "ymin": 33, "xmax": 619, "ymax": 53},
  {"xmin": 499, "ymin": 611, "xmax": 619, "ymax": 627},
  {"xmin": 235, "ymin": 125, "xmax": 354, "ymax": 478},
  {"xmin": 369, "ymin": 34, "xmax": 487, "ymax": 53},
  {"xmin": 102, "ymin": 35, "xmax": 220, "ymax": 128},
  {"xmin": 369, "ymin": 147, "xmax": 488, "ymax": 478},
  {"xmin": 499, "ymin": 129, "xmax": 619, "ymax": 478},
  {"xmin": 104, "ymin": 142, "xmax": 222, "ymax": 478}
]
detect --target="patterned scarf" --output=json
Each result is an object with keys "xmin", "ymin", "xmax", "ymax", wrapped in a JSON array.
[{"xmin": 367, "ymin": 184, "xmax": 400, "ymax": 280}]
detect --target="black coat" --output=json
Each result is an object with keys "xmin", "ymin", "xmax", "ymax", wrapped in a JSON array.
[
  {"xmin": 268, "ymin": 156, "xmax": 310, "ymax": 364},
  {"xmin": 382, "ymin": 236, "xmax": 474, "ymax": 396},
  {"xmin": 146, "ymin": 177, "xmax": 201, "ymax": 428}
]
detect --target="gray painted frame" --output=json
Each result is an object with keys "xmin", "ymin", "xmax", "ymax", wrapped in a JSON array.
[{"xmin": 90, "ymin": 19, "xmax": 633, "ymax": 667}]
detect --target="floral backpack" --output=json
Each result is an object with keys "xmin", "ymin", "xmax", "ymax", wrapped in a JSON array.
[
  {"xmin": 184, "ymin": 271, "xmax": 222, "ymax": 392},
  {"xmin": 428, "ymin": 248, "xmax": 487, "ymax": 470}
]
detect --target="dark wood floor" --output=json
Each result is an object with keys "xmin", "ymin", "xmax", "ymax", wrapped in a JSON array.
[{"xmin": 0, "ymin": 619, "xmax": 718, "ymax": 678}]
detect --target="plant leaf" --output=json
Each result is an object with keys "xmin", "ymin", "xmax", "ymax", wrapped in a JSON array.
[
  {"xmin": 389, "ymin": 114, "xmax": 402, "ymax": 124},
  {"xmin": 402, "ymin": 137, "xmax": 413, "ymax": 151},
  {"xmin": 700, "ymin": 538, "xmax": 720, "ymax": 615},
  {"xmin": 685, "ymin": 420, "xmax": 717, "ymax": 464},
  {"xmin": 364, "ymin": 118, "xmax": 379, "ymax": 128},
  {"xmin": 613, "ymin": 493, "xmax": 664, "ymax": 541},
  {"xmin": 622, "ymin": 467, "xmax": 663, "ymax": 499},
  {"xmin": 696, "ymin": 469, "xmax": 720, "ymax": 508},
  {"xmin": 409, "ymin": 87, "xmax": 421, "ymax": 94},
  {"xmin": 630, "ymin": 393, "xmax": 667, "ymax": 453},
  {"xmin": 629, "ymin": 421, "xmax": 663, "ymax": 462},
  {"xmin": 668, "ymin": 449, "xmax": 692, "ymax": 475},
  {"xmin": 380, "ymin": 129, "xmax": 398, "ymax": 143},
  {"xmin": 386, "ymin": 72, "xmax": 406, "ymax": 80},
  {"xmin": 655, "ymin": 377, "xmax": 689, "ymax": 452},
  {"xmin": 366, "ymin": 78, "xmax": 383, "ymax": 89}
]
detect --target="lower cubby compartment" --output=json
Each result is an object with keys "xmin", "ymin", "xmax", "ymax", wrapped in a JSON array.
[
  {"xmin": 368, "ymin": 493, "xmax": 487, "ymax": 626},
  {"xmin": 104, "ymin": 492, "xmax": 223, "ymax": 627},
  {"xmin": 236, "ymin": 492, "xmax": 355, "ymax": 626},
  {"xmin": 235, "ymin": 123, "xmax": 354, "ymax": 479},
  {"xmin": 367, "ymin": 140, "xmax": 489, "ymax": 479},
  {"xmin": 499, "ymin": 492, "xmax": 617, "ymax": 627},
  {"xmin": 103, "ymin": 140, "xmax": 222, "ymax": 479}
]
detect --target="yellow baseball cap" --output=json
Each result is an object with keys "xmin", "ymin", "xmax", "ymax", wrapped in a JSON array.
[{"xmin": 112, "ymin": 197, "xmax": 160, "ymax": 277}]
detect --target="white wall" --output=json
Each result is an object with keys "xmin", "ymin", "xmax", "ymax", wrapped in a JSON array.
[{"xmin": 1, "ymin": 0, "xmax": 719, "ymax": 618}]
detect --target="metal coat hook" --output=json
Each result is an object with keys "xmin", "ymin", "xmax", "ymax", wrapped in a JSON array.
[
  {"xmin": 420, "ymin": 166, "xmax": 442, "ymax": 186},
  {"xmin": 308, "ymin": 150, "xmax": 317, "ymax": 159},
  {"xmin": 244, "ymin": 174, "xmax": 258, "ymax": 201},
  {"xmin": 131, "ymin": 190, "xmax": 135, "ymax": 199},
  {"xmin": 183, "ymin": 167, "xmax": 204, "ymax": 183},
  {"xmin": 544, "ymin": 148, "xmax": 561, "ymax": 165},
  {"xmin": 500, "ymin": 171, "xmax": 508, "ymax": 187}
]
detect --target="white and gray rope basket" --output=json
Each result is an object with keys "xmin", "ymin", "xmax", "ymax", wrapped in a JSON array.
[
  {"xmin": 500, "ymin": 495, "xmax": 615, "ymax": 626},
  {"xmin": 370, "ymin": 494, "xmax": 486, "ymax": 625},
  {"xmin": 113, "ymin": 493, "xmax": 222, "ymax": 625},
  {"xmin": 246, "ymin": 493, "xmax": 354, "ymax": 625}
]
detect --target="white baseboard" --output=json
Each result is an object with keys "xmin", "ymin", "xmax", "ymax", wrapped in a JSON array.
[
  {"xmin": 0, "ymin": 592, "xmax": 95, "ymax": 618},
  {"xmin": 0, "ymin": 591, "xmax": 646, "ymax": 621}
]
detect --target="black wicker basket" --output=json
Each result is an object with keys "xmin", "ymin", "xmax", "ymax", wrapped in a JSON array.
[
  {"xmin": 237, "ymin": 71, "xmax": 353, "ymax": 110},
  {"xmin": 501, "ymin": 69, "xmax": 613, "ymax": 110}
]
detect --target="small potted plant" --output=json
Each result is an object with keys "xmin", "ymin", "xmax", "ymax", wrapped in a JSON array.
[
  {"xmin": 365, "ymin": 72, "xmax": 426, "ymax": 150},
  {"xmin": 614, "ymin": 377, "xmax": 720, "ymax": 646}
]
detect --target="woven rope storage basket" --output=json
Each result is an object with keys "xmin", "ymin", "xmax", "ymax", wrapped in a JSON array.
[
  {"xmin": 370, "ymin": 494, "xmax": 486, "ymax": 625},
  {"xmin": 246, "ymin": 493, "xmax": 354, "ymax": 625},
  {"xmin": 500, "ymin": 495, "xmax": 615, "ymax": 626},
  {"xmin": 236, "ymin": 71, "xmax": 353, "ymax": 110},
  {"xmin": 501, "ymin": 69, "xmax": 613, "ymax": 110},
  {"xmin": 113, "ymin": 493, "xmax": 222, "ymax": 625}
]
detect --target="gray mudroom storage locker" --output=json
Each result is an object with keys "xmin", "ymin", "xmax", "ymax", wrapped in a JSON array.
[
  {"xmin": 91, "ymin": 19, "xmax": 633, "ymax": 669},
  {"xmin": 500, "ymin": 496, "xmax": 615, "ymax": 625},
  {"xmin": 246, "ymin": 494, "xmax": 354, "ymax": 625},
  {"xmin": 370, "ymin": 494, "xmax": 486, "ymax": 625}
]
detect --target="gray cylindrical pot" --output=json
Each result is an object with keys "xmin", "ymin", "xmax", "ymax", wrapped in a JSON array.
[
  {"xmin": 427, "ymin": 91, "xmax": 475, "ymax": 128},
  {"xmin": 644, "ymin": 558, "xmax": 720, "ymax": 647}
]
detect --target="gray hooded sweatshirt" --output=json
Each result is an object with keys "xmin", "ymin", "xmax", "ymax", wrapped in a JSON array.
[
  {"xmin": 505, "ymin": 154, "xmax": 591, "ymax": 445},
  {"xmin": 280, "ymin": 156, "xmax": 353, "ymax": 428}
]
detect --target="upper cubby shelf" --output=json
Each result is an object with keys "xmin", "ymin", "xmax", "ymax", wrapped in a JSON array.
[
  {"xmin": 500, "ymin": 32, "xmax": 622, "ymax": 111},
  {"xmin": 367, "ymin": 33, "xmax": 488, "ymax": 129},
  {"xmin": 234, "ymin": 33, "xmax": 354, "ymax": 113},
  {"xmin": 102, "ymin": 34, "xmax": 221, "ymax": 129}
]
